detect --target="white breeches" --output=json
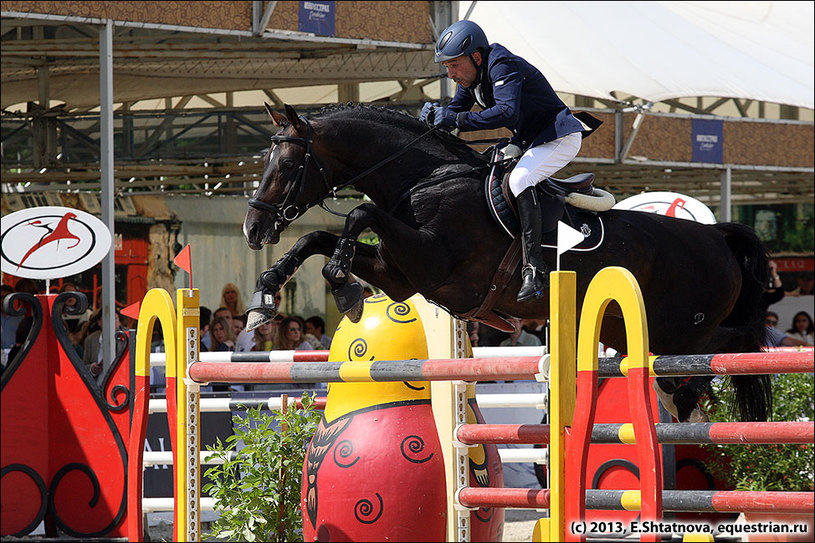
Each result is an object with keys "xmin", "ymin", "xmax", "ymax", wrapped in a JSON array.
[{"xmin": 508, "ymin": 132, "xmax": 582, "ymax": 197}]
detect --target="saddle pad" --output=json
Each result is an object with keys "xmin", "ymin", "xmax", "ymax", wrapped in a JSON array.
[
  {"xmin": 485, "ymin": 166, "xmax": 604, "ymax": 252},
  {"xmin": 485, "ymin": 161, "xmax": 519, "ymax": 237}
]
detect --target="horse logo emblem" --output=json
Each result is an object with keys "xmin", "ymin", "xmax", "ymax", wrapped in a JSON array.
[
  {"xmin": 17, "ymin": 212, "xmax": 81, "ymax": 271},
  {"xmin": 1, "ymin": 206, "xmax": 111, "ymax": 280}
]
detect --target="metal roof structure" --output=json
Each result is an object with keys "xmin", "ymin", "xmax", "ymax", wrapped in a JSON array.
[{"xmin": 1, "ymin": 1, "xmax": 813, "ymax": 208}]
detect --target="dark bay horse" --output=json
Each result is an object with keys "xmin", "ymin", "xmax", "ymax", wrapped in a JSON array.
[{"xmin": 242, "ymin": 103, "xmax": 771, "ymax": 422}]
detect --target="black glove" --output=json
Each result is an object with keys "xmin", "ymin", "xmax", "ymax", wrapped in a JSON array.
[
  {"xmin": 419, "ymin": 102, "xmax": 439, "ymax": 128},
  {"xmin": 433, "ymin": 106, "xmax": 458, "ymax": 131}
]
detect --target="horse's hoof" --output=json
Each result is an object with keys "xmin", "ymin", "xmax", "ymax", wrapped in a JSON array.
[
  {"xmin": 346, "ymin": 300, "xmax": 364, "ymax": 323},
  {"xmin": 333, "ymin": 282, "xmax": 364, "ymax": 315},
  {"xmin": 246, "ymin": 309, "xmax": 275, "ymax": 332},
  {"xmin": 687, "ymin": 407, "xmax": 709, "ymax": 423},
  {"xmin": 653, "ymin": 379, "xmax": 680, "ymax": 420},
  {"xmin": 245, "ymin": 289, "xmax": 279, "ymax": 331}
]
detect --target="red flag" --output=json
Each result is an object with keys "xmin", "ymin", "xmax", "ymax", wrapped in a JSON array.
[
  {"xmin": 121, "ymin": 301, "xmax": 141, "ymax": 321},
  {"xmin": 173, "ymin": 244, "xmax": 193, "ymax": 289}
]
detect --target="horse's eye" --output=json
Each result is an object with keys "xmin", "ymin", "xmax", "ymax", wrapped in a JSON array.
[{"xmin": 281, "ymin": 159, "xmax": 295, "ymax": 169}]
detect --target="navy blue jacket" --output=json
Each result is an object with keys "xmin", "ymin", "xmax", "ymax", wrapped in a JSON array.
[{"xmin": 449, "ymin": 43, "xmax": 591, "ymax": 149}]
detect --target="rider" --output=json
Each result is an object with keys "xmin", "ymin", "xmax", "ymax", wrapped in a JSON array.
[{"xmin": 420, "ymin": 20, "xmax": 599, "ymax": 302}]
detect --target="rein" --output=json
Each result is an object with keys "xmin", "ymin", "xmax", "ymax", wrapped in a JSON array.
[{"xmin": 248, "ymin": 114, "xmax": 512, "ymax": 224}]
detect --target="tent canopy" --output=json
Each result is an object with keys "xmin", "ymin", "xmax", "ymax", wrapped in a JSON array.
[{"xmin": 464, "ymin": 1, "xmax": 814, "ymax": 109}]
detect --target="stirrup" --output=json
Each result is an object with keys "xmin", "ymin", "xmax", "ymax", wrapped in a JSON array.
[{"xmin": 517, "ymin": 264, "xmax": 547, "ymax": 302}]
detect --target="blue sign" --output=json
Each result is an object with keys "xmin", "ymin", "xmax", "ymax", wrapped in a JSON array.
[
  {"xmin": 691, "ymin": 119, "xmax": 724, "ymax": 163},
  {"xmin": 298, "ymin": 1, "xmax": 335, "ymax": 36}
]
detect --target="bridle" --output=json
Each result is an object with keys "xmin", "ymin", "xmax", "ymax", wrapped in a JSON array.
[
  {"xmin": 247, "ymin": 116, "xmax": 333, "ymax": 228},
  {"xmin": 248, "ymin": 115, "xmax": 439, "ymax": 227}
]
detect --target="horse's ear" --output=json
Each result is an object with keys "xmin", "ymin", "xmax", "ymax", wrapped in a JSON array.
[
  {"xmin": 284, "ymin": 104, "xmax": 302, "ymax": 131},
  {"xmin": 265, "ymin": 102, "xmax": 289, "ymax": 127}
]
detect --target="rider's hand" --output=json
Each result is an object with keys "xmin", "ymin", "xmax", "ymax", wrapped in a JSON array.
[
  {"xmin": 419, "ymin": 102, "xmax": 438, "ymax": 127},
  {"xmin": 433, "ymin": 106, "xmax": 458, "ymax": 131}
]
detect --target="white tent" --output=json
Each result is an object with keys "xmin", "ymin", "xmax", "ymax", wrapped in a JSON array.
[{"xmin": 463, "ymin": 1, "xmax": 814, "ymax": 109}]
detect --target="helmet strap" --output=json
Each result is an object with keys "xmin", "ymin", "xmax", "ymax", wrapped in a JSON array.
[{"xmin": 468, "ymin": 53, "xmax": 483, "ymax": 85}]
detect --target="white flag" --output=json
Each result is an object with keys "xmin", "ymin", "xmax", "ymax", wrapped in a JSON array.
[{"xmin": 556, "ymin": 221, "xmax": 584, "ymax": 270}]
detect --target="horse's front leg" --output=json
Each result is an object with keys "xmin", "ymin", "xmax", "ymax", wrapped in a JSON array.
[{"xmin": 246, "ymin": 231, "xmax": 340, "ymax": 328}]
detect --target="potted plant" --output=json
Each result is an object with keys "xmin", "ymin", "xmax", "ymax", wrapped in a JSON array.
[
  {"xmin": 203, "ymin": 393, "xmax": 321, "ymax": 542},
  {"xmin": 705, "ymin": 372, "xmax": 814, "ymax": 542}
]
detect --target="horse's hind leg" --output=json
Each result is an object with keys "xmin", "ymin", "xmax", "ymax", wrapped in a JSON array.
[
  {"xmin": 322, "ymin": 203, "xmax": 452, "ymax": 321},
  {"xmin": 322, "ymin": 236, "xmax": 366, "ymax": 319}
]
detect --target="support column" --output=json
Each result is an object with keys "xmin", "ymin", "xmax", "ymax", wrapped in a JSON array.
[
  {"xmin": 720, "ymin": 166, "xmax": 732, "ymax": 222},
  {"xmin": 99, "ymin": 19, "xmax": 116, "ymax": 369},
  {"xmin": 432, "ymin": 0, "xmax": 458, "ymax": 101},
  {"xmin": 338, "ymin": 83, "xmax": 360, "ymax": 103}
]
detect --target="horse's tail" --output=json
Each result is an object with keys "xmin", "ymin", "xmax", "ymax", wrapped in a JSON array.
[{"xmin": 714, "ymin": 222, "xmax": 772, "ymax": 421}]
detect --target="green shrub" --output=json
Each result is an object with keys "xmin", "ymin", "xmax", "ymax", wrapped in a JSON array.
[
  {"xmin": 705, "ymin": 373, "xmax": 814, "ymax": 491},
  {"xmin": 203, "ymin": 393, "xmax": 322, "ymax": 542}
]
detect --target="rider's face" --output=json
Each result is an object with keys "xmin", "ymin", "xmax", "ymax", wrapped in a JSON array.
[{"xmin": 442, "ymin": 51, "xmax": 482, "ymax": 88}]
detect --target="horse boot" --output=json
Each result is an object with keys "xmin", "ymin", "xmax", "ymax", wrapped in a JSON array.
[
  {"xmin": 323, "ymin": 237, "xmax": 365, "ymax": 320},
  {"xmin": 516, "ymin": 186, "xmax": 549, "ymax": 302}
]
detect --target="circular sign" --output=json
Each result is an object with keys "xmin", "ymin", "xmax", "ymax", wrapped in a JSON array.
[
  {"xmin": 1, "ymin": 206, "xmax": 112, "ymax": 279},
  {"xmin": 613, "ymin": 191, "xmax": 716, "ymax": 224}
]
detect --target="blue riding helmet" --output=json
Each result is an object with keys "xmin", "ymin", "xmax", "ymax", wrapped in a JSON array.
[{"xmin": 434, "ymin": 20, "xmax": 489, "ymax": 63}]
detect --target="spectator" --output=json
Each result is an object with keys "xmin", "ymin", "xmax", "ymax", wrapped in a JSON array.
[
  {"xmin": 250, "ymin": 320, "xmax": 278, "ymax": 351},
  {"xmin": 232, "ymin": 314, "xmax": 246, "ymax": 338},
  {"xmin": 219, "ymin": 282, "xmax": 246, "ymax": 318},
  {"xmin": 468, "ymin": 321, "xmax": 480, "ymax": 347},
  {"xmin": 763, "ymin": 311, "xmax": 809, "ymax": 347},
  {"xmin": 305, "ymin": 316, "xmax": 332, "ymax": 349},
  {"xmin": 759, "ymin": 260, "xmax": 785, "ymax": 313},
  {"xmin": 1, "ymin": 284, "xmax": 22, "ymax": 351},
  {"xmin": 82, "ymin": 310, "xmax": 127, "ymax": 382},
  {"xmin": 208, "ymin": 316, "xmax": 236, "ymax": 352},
  {"xmin": 202, "ymin": 306, "xmax": 232, "ymax": 350},
  {"xmin": 13, "ymin": 279, "xmax": 40, "ymax": 318},
  {"xmin": 522, "ymin": 318, "xmax": 547, "ymax": 345},
  {"xmin": 478, "ymin": 322, "xmax": 510, "ymax": 347},
  {"xmin": 236, "ymin": 313, "xmax": 283, "ymax": 352},
  {"xmin": 59, "ymin": 282, "xmax": 93, "ymax": 334},
  {"xmin": 6, "ymin": 316, "xmax": 33, "ymax": 368},
  {"xmin": 199, "ymin": 306, "xmax": 212, "ymax": 346},
  {"xmin": 275, "ymin": 316, "xmax": 313, "ymax": 351},
  {"xmin": 785, "ymin": 311, "xmax": 814, "ymax": 345},
  {"xmin": 499, "ymin": 318, "xmax": 542, "ymax": 347},
  {"xmin": 786, "ymin": 271, "xmax": 814, "ymax": 296},
  {"xmin": 14, "ymin": 278, "xmax": 40, "ymax": 295}
]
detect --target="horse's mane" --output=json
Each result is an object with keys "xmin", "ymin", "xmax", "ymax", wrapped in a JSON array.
[{"xmin": 313, "ymin": 102, "xmax": 478, "ymax": 151}]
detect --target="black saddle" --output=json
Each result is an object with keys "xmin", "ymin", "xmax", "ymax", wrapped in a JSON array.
[{"xmin": 484, "ymin": 156, "xmax": 604, "ymax": 252}]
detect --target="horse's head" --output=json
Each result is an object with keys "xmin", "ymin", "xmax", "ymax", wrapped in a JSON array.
[{"xmin": 243, "ymin": 103, "xmax": 331, "ymax": 250}]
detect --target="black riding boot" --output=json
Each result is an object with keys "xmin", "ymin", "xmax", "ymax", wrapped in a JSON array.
[{"xmin": 516, "ymin": 187, "xmax": 549, "ymax": 302}]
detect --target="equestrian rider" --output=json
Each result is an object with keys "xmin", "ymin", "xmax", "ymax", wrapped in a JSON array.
[{"xmin": 420, "ymin": 20, "xmax": 599, "ymax": 302}]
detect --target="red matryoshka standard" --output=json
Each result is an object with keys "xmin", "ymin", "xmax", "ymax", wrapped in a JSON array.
[{"xmin": 301, "ymin": 295, "xmax": 447, "ymax": 541}]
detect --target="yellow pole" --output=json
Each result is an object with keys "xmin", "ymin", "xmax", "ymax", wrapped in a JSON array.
[{"xmin": 534, "ymin": 271, "xmax": 577, "ymax": 542}]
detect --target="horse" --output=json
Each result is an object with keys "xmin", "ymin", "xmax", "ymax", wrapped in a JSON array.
[{"xmin": 242, "ymin": 103, "xmax": 771, "ymax": 423}]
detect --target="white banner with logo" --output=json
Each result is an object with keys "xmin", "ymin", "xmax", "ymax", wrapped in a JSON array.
[{"xmin": 1, "ymin": 206, "xmax": 112, "ymax": 280}]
